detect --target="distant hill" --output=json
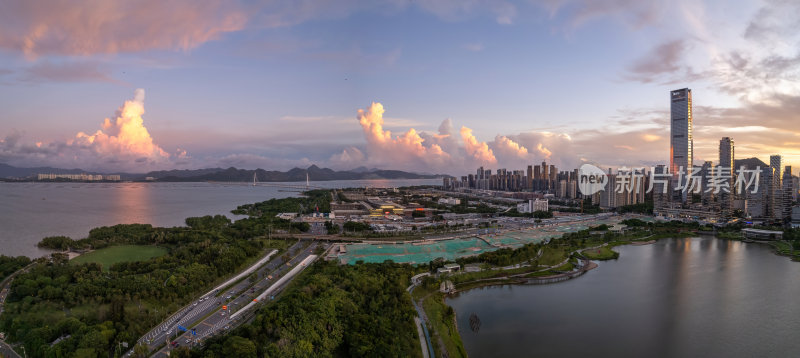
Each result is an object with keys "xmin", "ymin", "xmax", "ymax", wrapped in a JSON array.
[
  {"xmin": 0, "ymin": 163, "xmax": 446, "ymax": 182},
  {"xmin": 0, "ymin": 163, "xmax": 98, "ymax": 179},
  {"xmin": 734, "ymin": 157, "xmax": 768, "ymax": 170},
  {"xmin": 348, "ymin": 166, "xmax": 380, "ymax": 173},
  {"xmin": 151, "ymin": 165, "xmax": 444, "ymax": 182},
  {"xmin": 144, "ymin": 168, "xmax": 225, "ymax": 178}
]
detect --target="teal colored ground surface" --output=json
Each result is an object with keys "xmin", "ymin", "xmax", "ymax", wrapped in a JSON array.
[
  {"xmin": 339, "ymin": 216, "xmax": 621, "ymax": 265},
  {"xmin": 341, "ymin": 238, "xmax": 496, "ymax": 265}
]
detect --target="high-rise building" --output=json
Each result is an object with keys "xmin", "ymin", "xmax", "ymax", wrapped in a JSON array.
[
  {"xmin": 782, "ymin": 166, "xmax": 793, "ymax": 221},
  {"xmin": 599, "ymin": 172, "xmax": 617, "ymax": 209},
  {"xmin": 541, "ymin": 161, "xmax": 549, "ymax": 190},
  {"xmin": 527, "ymin": 165, "xmax": 533, "ymax": 190},
  {"xmin": 745, "ymin": 166, "xmax": 770, "ymax": 218},
  {"xmin": 719, "ymin": 138, "xmax": 734, "ymax": 219},
  {"xmin": 719, "ymin": 137, "xmax": 734, "ymax": 174},
  {"xmin": 769, "ymin": 155, "xmax": 784, "ymax": 220},
  {"xmin": 670, "ymin": 88, "xmax": 693, "ymax": 202},
  {"xmin": 653, "ymin": 165, "xmax": 669, "ymax": 213}
]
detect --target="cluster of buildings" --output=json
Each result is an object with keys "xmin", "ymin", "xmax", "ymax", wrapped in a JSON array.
[
  {"xmin": 516, "ymin": 198, "xmax": 549, "ymax": 213},
  {"xmin": 442, "ymin": 162, "xmax": 581, "ymax": 200},
  {"xmin": 654, "ymin": 88, "xmax": 797, "ymax": 224},
  {"xmin": 329, "ymin": 194, "xmax": 434, "ymax": 220},
  {"xmin": 296, "ymin": 188, "xmax": 494, "ymax": 234},
  {"xmin": 441, "ymin": 88, "xmax": 799, "ymax": 225},
  {"xmin": 37, "ymin": 173, "xmax": 121, "ymax": 181}
]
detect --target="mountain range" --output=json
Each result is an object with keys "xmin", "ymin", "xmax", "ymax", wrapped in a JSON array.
[
  {"xmin": 0, "ymin": 163, "xmax": 445, "ymax": 182},
  {"xmin": 151, "ymin": 165, "xmax": 442, "ymax": 182}
]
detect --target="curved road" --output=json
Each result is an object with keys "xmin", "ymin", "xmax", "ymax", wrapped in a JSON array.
[{"xmin": 128, "ymin": 239, "xmax": 327, "ymax": 357}]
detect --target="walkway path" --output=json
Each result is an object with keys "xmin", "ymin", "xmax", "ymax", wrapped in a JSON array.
[
  {"xmin": 407, "ymin": 285, "xmax": 437, "ymax": 358},
  {"xmin": 414, "ymin": 317, "xmax": 430, "ymax": 358}
]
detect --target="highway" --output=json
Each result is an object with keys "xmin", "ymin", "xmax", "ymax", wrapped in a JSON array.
[
  {"xmin": 0, "ymin": 339, "xmax": 22, "ymax": 358},
  {"xmin": 127, "ymin": 239, "xmax": 327, "ymax": 357}
]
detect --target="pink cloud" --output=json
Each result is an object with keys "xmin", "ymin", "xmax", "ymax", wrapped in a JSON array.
[
  {"xmin": 356, "ymin": 102, "xmax": 451, "ymax": 168},
  {"xmin": 0, "ymin": 0, "xmax": 247, "ymax": 58},
  {"xmin": 460, "ymin": 126, "xmax": 497, "ymax": 165}
]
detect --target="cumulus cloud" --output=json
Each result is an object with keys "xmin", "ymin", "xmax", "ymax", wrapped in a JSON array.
[
  {"xmin": 354, "ymin": 102, "xmax": 451, "ymax": 170},
  {"xmin": 0, "ymin": 89, "xmax": 181, "ymax": 172},
  {"xmin": 423, "ymin": 118, "xmax": 461, "ymax": 156},
  {"xmin": 74, "ymin": 89, "xmax": 169, "ymax": 161},
  {"xmin": 342, "ymin": 103, "xmax": 610, "ymax": 174},
  {"xmin": 328, "ymin": 146, "xmax": 366, "ymax": 168},
  {"xmin": 492, "ymin": 135, "xmax": 529, "ymax": 160},
  {"xmin": 536, "ymin": 143, "xmax": 553, "ymax": 158},
  {"xmin": 460, "ymin": 126, "xmax": 496, "ymax": 165}
]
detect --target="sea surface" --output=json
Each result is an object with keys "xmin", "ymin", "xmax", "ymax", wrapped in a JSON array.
[
  {"xmin": 0, "ymin": 179, "xmax": 440, "ymax": 258},
  {"xmin": 447, "ymin": 237, "xmax": 800, "ymax": 358}
]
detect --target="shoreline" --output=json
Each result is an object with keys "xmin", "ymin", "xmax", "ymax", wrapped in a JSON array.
[
  {"xmin": 443, "ymin": 235, "xmax": 800, "ymax": 357},
  {"xmin": 444, "ymin": 234, "xmax": 800, "ymax": 357},
  {"xmin": 448, "ymin": 259, "xmax": 600, "ymax": 294}
]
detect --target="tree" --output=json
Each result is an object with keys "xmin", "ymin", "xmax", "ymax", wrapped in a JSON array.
[
  {"xmin": 223, "ymin": 336, "xmax": 257, "ymax": 358},
  {"xmin": 133, "ymin": 343, "xmax": 150, "ymax": 358},
  {"xmin": 343, "ymin": 221, "xmax": 371, "ymax": 232},
  {"xmin": 324, "ymin": 221, "xmax": 340, "ymax": 234}
]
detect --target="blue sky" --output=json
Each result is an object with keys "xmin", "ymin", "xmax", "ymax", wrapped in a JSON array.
[{"xmin": 0, "ymin": 0, "xmax": 798, "ymax": 174}]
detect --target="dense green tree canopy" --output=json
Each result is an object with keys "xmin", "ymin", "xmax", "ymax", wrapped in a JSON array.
[{"xmin": 198, "ymin": 262, "xmax": 421, "ymax": 358}]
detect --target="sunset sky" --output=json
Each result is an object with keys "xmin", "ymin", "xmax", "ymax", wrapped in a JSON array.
[{"xmin": 0, "ymin": 0, "xmax": 798, "ymax": 174}]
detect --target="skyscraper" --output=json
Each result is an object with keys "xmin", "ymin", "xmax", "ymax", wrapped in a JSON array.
[
  {"xmin": 670, "ymin": 88, "xmax": 693, "ymax": 202},
  {"xmin": 782, "ymin": 166, "xmax": 793, "ymax": 221},
  {"xmin": 719, "ymin": 137, "xmax": 734, "ymax": 219},
  {"xmin": 719, "ymin": 137, "xmax": 734, "ymax": 175},
  {"xmin": 541, "ymin": 161, "xmax": 549, "ymax": 190},
  {"xmin": 527, "ymin": 165, "xmax": 533, "ymax": 190},
  {"xmin": 769, "ymin": 155, "xmax": 783, "ymax": 220}
]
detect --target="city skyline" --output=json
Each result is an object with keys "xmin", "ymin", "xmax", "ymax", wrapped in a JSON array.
[{"xmin": 0, "ymin": 0, "xmax": 799, "ymax": 174}]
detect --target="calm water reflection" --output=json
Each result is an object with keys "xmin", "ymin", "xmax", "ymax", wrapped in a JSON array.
[
  {"xmin": 447, "ymin": 237, "xmax": 800, "ymax": 358},
  {"xmin": 0, "ymin": 179, "xmax": 439, "ymax": 257}
]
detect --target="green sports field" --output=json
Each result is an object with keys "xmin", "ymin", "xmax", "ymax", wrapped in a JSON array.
[{"xmin": 71, "ymin": 245, "xmax": 168, "ymax": 271}]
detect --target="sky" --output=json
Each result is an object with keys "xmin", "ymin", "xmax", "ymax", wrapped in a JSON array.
[{"xmin": 0, "ymin": 0, "xmax": 798, "ymax": 175}]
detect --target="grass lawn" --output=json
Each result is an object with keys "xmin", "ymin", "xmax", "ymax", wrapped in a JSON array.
[
  {"xmin": 581, "ymin": 246, "xmax": 619, "ymax": 260},
  {"xmin": 422, "ymin": 293, "xmax": 467, "ymax": 358},
  {"xmin": 538, "ymin": 246, "xmax": 568, "ymax": 266},
  {"xmin": 71, "ymin": 245, "xmax": 167, "ymax": 271}
]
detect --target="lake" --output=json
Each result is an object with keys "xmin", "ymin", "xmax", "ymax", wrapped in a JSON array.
[
  {"xmin": 0, "ymin": 179, "xmax": 440, "ymax": 258},
  {"xmin": 447, "ymin": 237, "xmax": 800, "ymax": 358}
]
